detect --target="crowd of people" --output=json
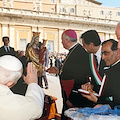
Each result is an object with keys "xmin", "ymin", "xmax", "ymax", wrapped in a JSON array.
[{"xmin": 0, "ymin": 22, "xmax": 120, "ymax": 120}]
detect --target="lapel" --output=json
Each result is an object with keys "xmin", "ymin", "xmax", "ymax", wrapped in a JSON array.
[
  {"xmin": 94, "ymin": 55, "xmax": 98, "ymax": 68},
  {"xmin": 3, "ymin": 46, "xmax": 7, "ymax": 52},
  {"xmin": 99, "ymin": 58, "xmax": 106, "ymax": 77},
  {"xmin": 8, "ymin": 47, "xmax": 11, "ymax": 51},
  {"xmin": 3, "ymin": 46, "xmax": 11, "ymax": 52}
]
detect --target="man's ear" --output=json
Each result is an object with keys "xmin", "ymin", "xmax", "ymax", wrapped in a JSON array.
[
  {"xmin": 5, "ymin": 81, "xmax": 15, "ymax": 88},
  {"xmin": 116, "ymin": 49, "xmax": 120, "ymax": 56},
  {"xmin": 89, "ymin": 42, "xmax": 94, "ymax": 47}
]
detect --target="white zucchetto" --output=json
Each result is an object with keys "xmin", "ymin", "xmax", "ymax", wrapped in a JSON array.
[{"xmin": 0, "ymin": 55, "xmax": 22, "ymax": 71}]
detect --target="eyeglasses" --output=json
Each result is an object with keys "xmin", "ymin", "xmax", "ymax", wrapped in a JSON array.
[
  {"xmin": 101, "ymin": 51, "xmax": 111, "ymax": 56},
  {"xmin": 101, "ymin": 50, "xmax": 117, "ymax": 56}
]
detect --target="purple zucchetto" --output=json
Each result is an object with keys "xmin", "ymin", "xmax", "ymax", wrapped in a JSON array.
[{"xmin": 63, "ymin": 29, "xmax": 77, "ymax": 39}]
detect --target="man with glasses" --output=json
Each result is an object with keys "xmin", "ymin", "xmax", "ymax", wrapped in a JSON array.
[
  {"xmin": 115, "ymin": 22, "xmax": 120, "ymax": 49},
  {"xmin": 82, "ymin": 39, "xmax": 120, "ymax": 109},
  {"xmin": 115, "ymin": 22, "xmax": 120, "ymax": 41}
]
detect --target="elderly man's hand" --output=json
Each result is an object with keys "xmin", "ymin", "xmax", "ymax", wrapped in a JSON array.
[
  {"xmin": 47, "ymin": 67, "xmax": 59, "ymax": 74},
  {"xmin": 23, "ymin": 62, "xmax": 38, "ymax": 85}
]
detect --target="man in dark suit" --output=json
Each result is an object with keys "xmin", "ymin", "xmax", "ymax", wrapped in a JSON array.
[
  {"xmin": 47, "ymin": 29, "xmax": 92, "ymax": 119},
  {"xmin": 82, "ymin": 39, "xmax": 120, "ymax": 109},
  {"xmin": 80, "ymin": 30, "xmax": 106, "ymax": 93},
  {"xmin": 0, "ymin": 36, "xmax": 17, "ymax": 57}
]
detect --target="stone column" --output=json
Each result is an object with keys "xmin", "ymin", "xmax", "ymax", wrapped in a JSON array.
[
  {"xmin": 39, "ymin": 1, "xmax": 42, "ymax": 11},
  {"xmin": 32, "ymin": 26, "xmax": 37, "ymax": 32},
  {"xmin": 58, "ymin": 29, "xmax": 67, "ymax": 53},
  {"xmin": 2, "ymin": 24, "xmax": 8, "ymax": 37},
  {"xmin": 38, "ymin": 27, "xmax": 43, "ymax": 42},
  {"xmin": 56, "ymin": 4, "xmax": 59, "ymax": 13},
  {"xmin": 9, "ymin": 25, "xmax": 15, "ymax": 48},
  {"xmin": 110, "ymin": 33, "xmax": 114, "ymax": 39},
  {"xmin": 105, "ymin": 33, "xmax": 110, "ymax": 40}
]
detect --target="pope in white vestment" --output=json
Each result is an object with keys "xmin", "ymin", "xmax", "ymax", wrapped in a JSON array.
[{"xmin": 0, "ymin": 55, "xmax": 44, "ymax": 120}]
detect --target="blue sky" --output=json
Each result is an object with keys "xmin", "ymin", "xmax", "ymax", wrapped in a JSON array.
[{"xmin": 97, "ymin": 0, "xmax": 120, "ymax": 8}]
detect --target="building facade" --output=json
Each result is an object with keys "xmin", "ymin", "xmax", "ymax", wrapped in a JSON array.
[{"xmin": 0, "ymin": 0, "xmax": 119, "ymax": 53}]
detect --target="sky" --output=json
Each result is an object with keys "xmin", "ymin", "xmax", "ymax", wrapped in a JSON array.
[{"xmin": 97, "ymin": 0, "xmax": 120, "ymax": 8}]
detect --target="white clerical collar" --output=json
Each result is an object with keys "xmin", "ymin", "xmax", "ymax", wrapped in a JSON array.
[
  {"xmin": 111, "ymin": 59, "xmax": 120, "ymax": 67},
  {"xmin": 104, "ymin": 59, "xmax": 120, "ymax": 70},
  {"xmin": 69, "ymin": 42, "xmax": 78, "ymax": 50}
]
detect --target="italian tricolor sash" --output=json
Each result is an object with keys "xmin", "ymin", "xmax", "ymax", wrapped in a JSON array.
[{"xmin": 89, "ymin": 53, "xmax": 102, "ymax": 85}]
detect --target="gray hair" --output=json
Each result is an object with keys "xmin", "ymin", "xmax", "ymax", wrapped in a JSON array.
[
  {"xmin": 64, "ymin": 33, "xmax": 77, "ymax": 42},
  {"xmin": 0, "ymin": 66, "xmax": 22, "ymax": 84}
]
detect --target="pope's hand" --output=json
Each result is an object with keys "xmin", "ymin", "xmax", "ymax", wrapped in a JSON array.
[{"xmin": 23, "ymin": 62, "xmax": 38, "ymax": 85}]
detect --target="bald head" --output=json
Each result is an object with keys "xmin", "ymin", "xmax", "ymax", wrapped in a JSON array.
[
  {"xmin": 0, "ymin": 55, "xmax": 23, "ymax": 87},
  {"xmin": 115, "ymin": 22, "xmax": 120, "ymax": 41}
]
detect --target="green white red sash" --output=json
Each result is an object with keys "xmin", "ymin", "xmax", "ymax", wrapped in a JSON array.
[{"xmin": 89, "ymin": 53, "xmax": 102, "ymax": 85}]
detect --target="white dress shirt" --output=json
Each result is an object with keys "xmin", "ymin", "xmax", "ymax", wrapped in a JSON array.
[
  {"xmin": 94, "ymin": 45, "xmax": 102, "ymax": 70},
  {"xmin": 4, "ymin": 46, "xmax": 10, "ymax": 52}
]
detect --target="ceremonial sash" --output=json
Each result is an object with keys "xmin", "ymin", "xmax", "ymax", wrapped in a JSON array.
[{"xmin": 89, "ymin": 53, "xmax": 102, "ymax": 85}]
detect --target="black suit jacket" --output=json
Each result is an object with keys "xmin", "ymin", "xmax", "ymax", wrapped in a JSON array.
[
  {"xmin": 97, "ymin": 61, "xmax": 120, "ymax": 109},
  {"xmin": 0, "ymin": 46, "xmax": 16, "ymax": 57},
  {"xmin": 60, "ymin": 43, "xmax": 91, "ymax": 82},
  {"xmin": 60, "ymin": 43, "xmax": 93, "ymax": 107}
]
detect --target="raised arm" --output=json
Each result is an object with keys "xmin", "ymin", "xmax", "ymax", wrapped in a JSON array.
[{"xmin": 23, "ymin": 62, "xmax": 45, "ymax": 119}]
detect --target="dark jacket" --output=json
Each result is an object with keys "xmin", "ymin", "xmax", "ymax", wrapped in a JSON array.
[
  {"xmin": 0, "ymin": 46, "xmax": 16, "ymax": 57},
  {"xmin": 60, "ymin": 43, "xmax": 93, "ymax": 107},
  {"xmin": 97, "ymin": 61, "xmax": 120, "ymax": 109}
]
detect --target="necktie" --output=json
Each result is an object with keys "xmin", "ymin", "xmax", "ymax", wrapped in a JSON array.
[
  {"xmin": 6, "ymin": 46, "xmax": 9, "ymax": 52},
  {"xmin": 94, "ymin": 55, "xmax": 98, "ymax": 67}
]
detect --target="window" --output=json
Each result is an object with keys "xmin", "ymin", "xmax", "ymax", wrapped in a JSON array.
[
  {"xmin": 47, "ymin": 40, "xmax": 54, "ymax": 53},
  {"xmin": 51, "ymin": 0, "xmax": 54, "ymax": 3},
  {"xmin": 70, "ymin": 8, "xmax": 74, "ymax": 13},
  {"xmin": 108, "ymin": 11, "xmax": 112, "ymax": 16},
  {"xmin": 117, "ymin": 12, "xmax": 120, "ymax": 16},
  {"xmin": 62, "ymin": 7, "xmax": 65, "ymax": 12},
  {"xmin": 51, "ymin": 8, "xmax": 54, "ymax": 12},
  {"xmin": 20, "ymin": 39, "xmax": 26, "ymax": 51},
  {"xmin": 83, "ymin": 10, "xmax": 87, "ymax": 15},
  {"xmin": 100, "ymin": 10, "xmax": 104, "ymax": 15}
]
